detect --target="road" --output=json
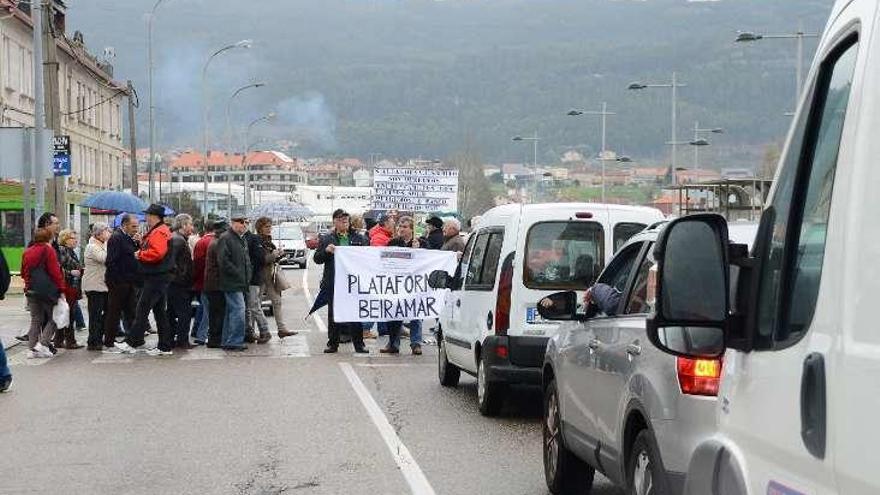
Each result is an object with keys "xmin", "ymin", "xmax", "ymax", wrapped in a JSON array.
[{"xmin": 0, "ymin": 264, "xmax": 620, "ymax": 495}]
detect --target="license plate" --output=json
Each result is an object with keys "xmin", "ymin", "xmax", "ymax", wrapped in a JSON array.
[{"xmin": 526, "ymin": 307, "xmax": 544, "ymax": 324}]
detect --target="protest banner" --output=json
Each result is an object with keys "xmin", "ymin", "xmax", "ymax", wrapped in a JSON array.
[
  {"xmin": 372, "ymin": 167, "xmax": 459, "ymax": 212},
  {"xmin": 333, "ymin": 246, "xmax": 457, "ymax": 322}
]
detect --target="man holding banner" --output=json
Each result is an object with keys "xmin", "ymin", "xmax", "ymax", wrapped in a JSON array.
[{"xmin": 314, "ymin": 209, "xmax": 370, "ymax": 354}]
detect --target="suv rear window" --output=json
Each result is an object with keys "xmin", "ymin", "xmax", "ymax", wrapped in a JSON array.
[
  {"xmin": 524, "ymin": 221, "xmax": 604, "ymax": 290},
  {"xmin": 613, "ymin": 223, "xmax": 647, "ymax": 252}
]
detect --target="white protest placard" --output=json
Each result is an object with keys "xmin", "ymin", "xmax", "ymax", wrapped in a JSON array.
[
  {"xmin": 372, "ymin": 167, "xmax": 459, "ymax": 213},
  {"xmin": 333, "ymin": 246, "xmax": 458, "ymax": 322}
]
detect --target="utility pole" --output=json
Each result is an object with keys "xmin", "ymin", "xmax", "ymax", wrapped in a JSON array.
[
  {"xmin": 127, "ymin": 80, "xmax": 139, "ymax": 195},
  {"xmin": 32, "ymin": 1, "xmax": 46, "ymax": 222},
  {"xmin": 42, "ymin": 0, "xmax": 65, "ymax": 227}
]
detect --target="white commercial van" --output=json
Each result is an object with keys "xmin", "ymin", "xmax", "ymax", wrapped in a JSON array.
[
  {"xmin": 645, "ymin": 1, "xmax": 880, "ymax": 493},
  {"xmin": 429, "ymin": 202, "xmax": 664, "ymax": 416}
]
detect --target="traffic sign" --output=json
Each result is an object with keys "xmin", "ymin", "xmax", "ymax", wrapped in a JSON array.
[{"xmin": 53, "ymin": 135, "xmax": 71, "ymax": 176}]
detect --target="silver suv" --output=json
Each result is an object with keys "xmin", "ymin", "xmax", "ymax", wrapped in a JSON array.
[{"xmin": 539, "ymin": 222, "xmax": 756, "ymax": 495}]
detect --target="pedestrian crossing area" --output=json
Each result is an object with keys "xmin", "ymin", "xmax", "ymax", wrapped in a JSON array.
[{"xmin": 6, "ymin": 331, "xmax": 314, "ymax": 367}]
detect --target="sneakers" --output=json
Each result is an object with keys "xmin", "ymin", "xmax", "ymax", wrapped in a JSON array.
[
  {"xmin": 114, "ymin": 342, "xmax": 138, "ymax": 354},
  {"xmin": 411, "ymin": 345, "xmax": 423, "ymax": 356},
  {"xmin": 28, "ymin": 344, "xmax": 53, "ymax": 359},
  {"xmin": 146, "ymin": 348, "xmax": 173, "ymax": 357},
  {"xmin": 0, "ymin": 377, "xmax": 11, "ymax": 393}
]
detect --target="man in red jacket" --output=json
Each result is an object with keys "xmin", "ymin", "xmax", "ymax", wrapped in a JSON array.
[
  {"xmin": 124, "ymin": 204, "xmax": 175, "ymax": 356},
  {"xmin": 191, "ymin": 219, "xmax": 218, "ymax": 345}
]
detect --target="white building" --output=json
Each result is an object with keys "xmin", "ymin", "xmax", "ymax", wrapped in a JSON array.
[
  {"xmin": 0, "ymin": 1, "xmax": 128, "ymax": 206},
  {"xmin": 293, "ymin": 185, "xmax": 372, "ymax": 222}
]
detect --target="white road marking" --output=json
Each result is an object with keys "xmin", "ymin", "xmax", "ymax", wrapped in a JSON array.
[
  {"xmin": 179, "ymin": 347, "xmax": 225, "ymax": 361},
  {"xmin": 270, "ymin": 334, "xmax": 310, "ymax": 358},
  {"xmin": 302, "ymin": 264, "xmax": 327, "ymax": 333},
  {"xmin": 339, "ymin": 362, "xmax": 436, "ymax": 495},
  {"xmin": 355, "ymin": 363, "xmax": 433, "ymax": 368}
]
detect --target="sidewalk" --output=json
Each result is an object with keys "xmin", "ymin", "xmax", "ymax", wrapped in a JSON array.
[{"xmin": 0, "ymin": 294, "xmax": 35, "ymax": 350}]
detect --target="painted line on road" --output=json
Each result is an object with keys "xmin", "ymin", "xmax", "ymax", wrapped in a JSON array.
[
  {"xmin": 302, "ymin": 264, "xmax": 327, "ymax": 334},
  {"xmin": 339, "ymin": 362, "xmax": 436, "ymax": 495},
  {"xmin": 355, "ymin": 363, "xmax": 433, "ymax": 368}
]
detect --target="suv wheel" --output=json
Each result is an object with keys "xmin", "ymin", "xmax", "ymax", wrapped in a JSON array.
[
  {"xmin": 627, "ymin": 429, "xmax": 669, "ymax": 495},
  {"xmin": 477, "ymin": 353, "xmax": 506, "ymax": 416},
  {"xmin": 438, "ymin": 337, "xmax": 460, "ymax": 387},
  {"xmin": 544, "ymin": 379, "xmax": 594, "ymax": 494}
]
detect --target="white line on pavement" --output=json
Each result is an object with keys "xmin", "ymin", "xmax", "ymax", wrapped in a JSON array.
[
  {"xmin": 302, "ymin": 264, "xmax": 327, "ymax": 333},
  {"xmin": 339, "ymin": 362, "xmax": 436, "ymax": 495}
]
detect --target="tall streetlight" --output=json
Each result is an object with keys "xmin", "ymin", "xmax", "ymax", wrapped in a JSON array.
[
  {"xmin": 146, "ymin": 0, "xmax": 174, "ymax": 203},
  {"xmin": 568, "ymin": 102, "xmax": 616, "ymax": 202},
  {"xmin": 628, "ymin": 72, "xmax": 687, "ymax": 186},
  {"xmin": 512, "ymin": 132, "xmax": 540, "ymax": 203},
  {"xmin": 736, "ymin": 24, "xmax": 820, "ymax": 110},
  {"xmin": 691, "ymin": 122, "xmax": 724, "ymax": 170},
  {"xmin": 201, "ymin": 39, "xmax": 252, "ymax": 216},
  {"xmin": 225, "ymin": 82, "xmax": 266, "ymax": 216},
  {"xmin": 242, "ymin": 112, "xmax": 276, "ymax": 214}
]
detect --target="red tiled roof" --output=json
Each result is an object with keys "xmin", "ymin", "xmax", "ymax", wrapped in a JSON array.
[{"xmin": 170, "ymin": 151, "xmax": 296, "ymax": 170}]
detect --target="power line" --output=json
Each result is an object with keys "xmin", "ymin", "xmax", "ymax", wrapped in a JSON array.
[{"xmin": 63, "ymin": 88, "xmax": 125, "ymax": 116}]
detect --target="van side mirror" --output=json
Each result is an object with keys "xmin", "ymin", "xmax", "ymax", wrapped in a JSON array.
[
  {"xmin": 646, "ymin": 214, "xmax": 730, "ymax": 359},
  {"xmin": 428, "ymin": 270, "xmax": 452, "ymax": 290},
  {"xmin": 537, "ymin": 291, "xmax": 580, "ymax": 321}
]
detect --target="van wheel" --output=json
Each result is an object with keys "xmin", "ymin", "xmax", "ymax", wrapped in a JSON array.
[
  {"xmin": 438, "ymin": 337, "xmax": 460, "ymax": 387},
  {"xmin": 544, "ymin": 379, "xmax": 594, "ymax": 494},
  {"xmin": 477, "ymin": 354, "xmax": 506, "ymax": 416},
  {"xmin": 627, "ymin": 429, "xmax": 670, "ymax": 495}
]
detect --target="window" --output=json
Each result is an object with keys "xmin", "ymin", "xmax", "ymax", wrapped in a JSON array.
[
  {"xmin": 756, "ymin": 37, "xmax": 858, "ymax": 346},
  {"xmin": 597, "ymin": 242, "xmax": 643, "ymax": 294},
  {"xmin": 625, "ymin": 245, "xmax": 655, "ymax": 315},
  {"xmin": 524, "ymin": 221, "xmax": 604, "ymax": 290},
  {"xmin": 475, "ymin": 233, "xmax": 504, "ymax": 288},
  {"xmin": 465, "ymin": 233, "xmax": 491, "ymax": 288},
  {"xmin": 614, "ymin": 223, "xmax": 647, "ymax": 252}
]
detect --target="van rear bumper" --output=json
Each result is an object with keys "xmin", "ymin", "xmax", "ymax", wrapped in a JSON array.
[{"xmin": 482, "ymin": 335, "xmax": 547, "ymax": 386}]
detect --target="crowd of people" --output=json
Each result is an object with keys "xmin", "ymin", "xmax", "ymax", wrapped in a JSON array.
[
  {"xmin": 315, "ymin": 208, "xmax": 466, "ymax": 355},
  {"xmin": 3, "ymin": 204, "xmax": 468, "ymax": 372},
  {"xmin": 17, "ymin": 205, "xmax": 295, "ymax": 359}
]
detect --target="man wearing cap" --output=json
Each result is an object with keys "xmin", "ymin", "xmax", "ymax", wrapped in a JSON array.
[
  {"xmin": 216, "ymin": 216, "xmax": 252, "ymax": 351},
  {"xmin": 314, "ymin": 209, "xmax": 369, "ymax": 354},
  {"xmin": 125, "ymin": 204, "xmax": 175, "ymax": 356}
]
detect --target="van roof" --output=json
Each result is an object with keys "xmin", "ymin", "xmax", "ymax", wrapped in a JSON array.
[{"xmin": 483, "ymin": 202, "xmax": 664, "ymax": 217}]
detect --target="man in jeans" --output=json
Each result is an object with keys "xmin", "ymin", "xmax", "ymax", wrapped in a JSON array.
[
  {"xmin": 125, "ymin": 204, "xmax": 174, "ymax": 356},
  {"xmin": 216, "ymin": 216, "xmax": 252, "ymax": 352},
  {"xmin": 191, "ymin": 219, "xmax": 216, "ymax": 345},
  {"xmin": 168, "ymin": 214, "xmax": 195, "ymax": 349},
  {"xmin": 244, "ymin": 227, "xmax": 271, "ymax": 344},
  {"xmin": 103, "ymin": 214, "xmax": 142, "ymax": 353}
]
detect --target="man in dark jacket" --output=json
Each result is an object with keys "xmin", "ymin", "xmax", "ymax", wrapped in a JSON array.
[
  {"xmin": 244, "ymin": 228, "xmax": 270, "ymax": 344},
  {"xmin": 314, "ymin": 209, "xmax": 369, "ymax": 354},
  {"xmin": 422, "ymin": 216, "xmax": 445, "ymax": 250},
  {"xmin": 125, "ymin": 204, "xmax": 175, "ymax": 356},
  {"xmin": 168, "ymin": 214, "xmax": 195, "ymax": 349},
  {"xmin": 216, "ymin": 216, "xmax": 252, "ymax": 351},
  {"xmin": 103, "ymin": 213, "xmax": 142, "ymax": 352},
  {"xmin": 203, "ymin": 219, "xmax": 228, "ymax": 348},
  {"xmin": 0, "ymin": 250, "xmax": 11, "ymax": 392}
]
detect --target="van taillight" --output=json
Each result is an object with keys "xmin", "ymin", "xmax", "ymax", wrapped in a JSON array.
[
  {"xmin": 676, "ymin": 357, "xmax": 722, "ymax": 396},
  {"xmin": 495, "ymin": 253, "xmax": 515, "ymax": 336},
  {"xmin": 575, "ymin": 212, "xmax": 593, "ymax": 219}
]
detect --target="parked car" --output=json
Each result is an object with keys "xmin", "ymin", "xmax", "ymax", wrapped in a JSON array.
[
  {"xmin": 273, "ymin": 223, "xmax": 308, "ymax": 268},
  {"xmin": 429, "ymin": 203, "xmax": 665, "ymax": 416},
  {"xmin": 538, "ymin": 222, "xmax": 757, "ymax": 495},
  {"xmin": 646, "ymin": 2, "xmax": 878, "ymax": 493}
]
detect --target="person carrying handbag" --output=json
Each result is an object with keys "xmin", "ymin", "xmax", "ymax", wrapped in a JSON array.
[
  {"xmin": 20, "ymin": 228, "xmax": 66, "ymax": 358},
  {"xmin": 56, "ymin": 229, "xmax": 84, "ymax": 350},
  {"xmin": 254, "ymin": 217, "xmax": 296, "ymax": 340}
]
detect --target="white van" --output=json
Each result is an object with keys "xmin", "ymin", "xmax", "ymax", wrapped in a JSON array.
[
  {"xmin": 646, "ymin": 2, "xmax": 880, "ymax": 493},
  {"xmin": 272, "ymin": 222, "xmax": 308, "ymax": 268},
  {"xmin": 430, "ymin": 202, "xmax": 664, "ymax": 416}
]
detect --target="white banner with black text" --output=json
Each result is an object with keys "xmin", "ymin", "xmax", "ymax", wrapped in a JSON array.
[{"xmin": 333, "ymin": 247, "xmax": 457, "ymax": 322}]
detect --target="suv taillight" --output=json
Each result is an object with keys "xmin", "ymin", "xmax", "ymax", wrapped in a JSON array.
[
  {"xmin": 494, "ymin": 253, "xmax": 515, "ymax": 336},
  {"xmin": 676, "ymin": 357, "xmax": 722, "ymax": 396}
]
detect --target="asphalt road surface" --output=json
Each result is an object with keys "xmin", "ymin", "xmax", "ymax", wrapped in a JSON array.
[{"xmin": 0, "ymin": 263, "xmax": 620, "ymax": 495}]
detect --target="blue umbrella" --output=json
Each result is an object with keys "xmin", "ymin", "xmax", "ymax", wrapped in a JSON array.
[
  {"xmin": 81, "ymin": 191, "xmax": 148, "ymax": 213},
  {"xmin": 307, "ymin": 287, "xmax": 330, "ymax": 317},
  {"xmin": 110, "ymin": 205, "xmax": 176, "ymax": 229},
  {"xmin": 249, "ymin": 202, "xmax": 313, "ymax": 222}
]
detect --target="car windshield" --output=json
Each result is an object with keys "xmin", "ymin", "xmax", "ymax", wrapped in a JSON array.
[
  {"xmin": 272, "ymin": 226, "xmax": 303, "ymax": 240},
  {"xmin": 524, "ymin": 221, "xmax": 604, "ymax": 289}
]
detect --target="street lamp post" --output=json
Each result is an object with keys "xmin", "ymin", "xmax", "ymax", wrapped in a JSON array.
[
  {"xmin": 242, "ymin": 112, "xmax": 275, "ymax": 214},
  {"xmin": 735, "ymin": 24, "xmax": 820, "ymax": 110},
  {"xmin": 201, "ymin": 39, "xmax": 252, "ymax": 216},
  {"xmin": 568, "ymin": 102, "xmax": 616, "ymax": 202},
  {"xmin": 147, "ymin": 0, "xmax": 173, "ymax": 203},
  {"xmin": 225, "ymin": 82, "xmax": 266, "ymax": 216},
  {"xmin": 628, "ymin": 72, "xmax": 687, "ymax": 186},
  {"xmin": 691, "ymin": 122, "xmax": 724, "ymax": 170},
  {"xmin": 512, "ymin": 132, "xmax": 540, "ymax": 203}
]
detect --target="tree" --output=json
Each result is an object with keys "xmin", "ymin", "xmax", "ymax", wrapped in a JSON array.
[
  {"xmin": 450, "ymin": 138, "xmax": 495, "ymax": 224},
  {"xmin": 760, "ymin": 143, "xmax": 782, "ymax": 180}
]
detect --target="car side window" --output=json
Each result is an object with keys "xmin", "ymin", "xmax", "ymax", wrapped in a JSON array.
[
  {"xmin": 756, "ymin": 36, "xmax": 858, "ymax": 346},
  {"xmin": 478, "ymin": 233, "xmax": 505, "ymax": 287},
  {"xmin": 625, "ymin": 244, "xmax": 655, "ymax": 315},
  {"xmin": 465, "ymin": 233, "xmax": 491, "ymax": 289},
  {"xmin": 597, "ymin": 242, "xmax": 643, "ymax": 293},
  {"xmin": 452, "ymin": 235, "xmax": 477, "ymax": 290},
  {"xmin": 614, "ymin": 223, "xmax": 647, "ymax": 252}
]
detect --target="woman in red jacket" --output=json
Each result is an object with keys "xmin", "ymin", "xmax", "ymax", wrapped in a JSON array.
[{"xmin": 21, "ymin": 228, "xmax": 66, "ymax": 358}]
